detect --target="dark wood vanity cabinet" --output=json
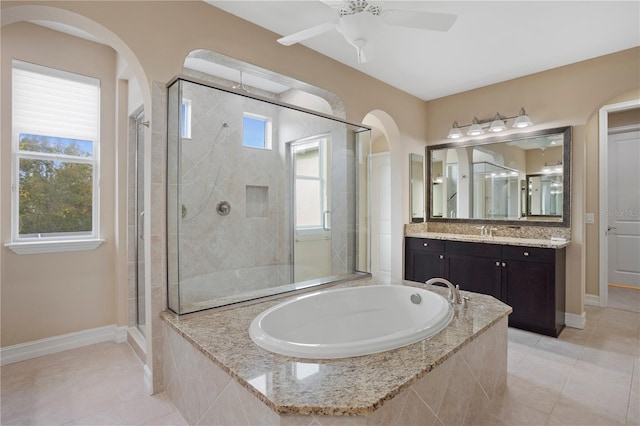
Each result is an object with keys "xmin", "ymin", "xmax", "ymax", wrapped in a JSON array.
[
  {"xmin": 404, "ymin": 238, "xmax": 445, "ymax": 283},
  {"xmin": 501, "ymin": 246, "xmax": 566, "ymax": 337},
  {"xmin": 445, "ymin": 241, "xmax": 503, "ymax": 300},
  {"xmin": 404, "ymin": 237, "xmax": 566, "ymax": 337}
]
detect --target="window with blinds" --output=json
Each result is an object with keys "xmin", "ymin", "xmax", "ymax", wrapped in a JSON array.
[{"xmin": 11, "ymin": 60, "xmax": 100, "ymax": 242}]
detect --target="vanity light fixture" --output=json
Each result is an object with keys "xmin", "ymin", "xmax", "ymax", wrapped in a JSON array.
[
  {"xmin": 467, "ymin": 117, "xmax": 484, "ymax": 136},
  {"xmin": 512, "ymin": 108, "xmax": 533, "ymax": 128},
  {"xmin": 542, "ymin": 161, "xmax": 563, "ymax": 174},
  {"xmin": 489, "ymin": 113, "xmax": 508, "ymax": 133},
  {"xmin": 446, "ymin": 107, "xmax": 533, "ymax": 139},
  {"xmin": 446, "ymin": 121, "xmax": 463, "ymax": 139}
]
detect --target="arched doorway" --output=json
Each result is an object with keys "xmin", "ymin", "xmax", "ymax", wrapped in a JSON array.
[{"xmin": 363, "ymin": 111, "xmax": 402, "ymax": 281}]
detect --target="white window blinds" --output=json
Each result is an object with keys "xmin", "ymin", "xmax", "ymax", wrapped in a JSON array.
[{"xmin": 12, "ymin": 60, "xmax": 100, "ymax": 141}]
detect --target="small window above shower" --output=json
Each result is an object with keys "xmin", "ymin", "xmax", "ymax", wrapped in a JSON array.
[
  {"xmin": 242, "ymin": 113, "xmax": 272, "ymax": 149},
  {"xmin": 181, "ymin": 99, "xmax": 192, "ymax": 139}
]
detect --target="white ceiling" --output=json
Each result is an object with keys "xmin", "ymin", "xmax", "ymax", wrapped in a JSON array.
[{"xmin": 208, "ymin": 1, "xmax": 640, "ymax": 101}]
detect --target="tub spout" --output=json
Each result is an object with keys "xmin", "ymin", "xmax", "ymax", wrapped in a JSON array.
[{"xmin": 425, "ymin": 278, "xmax": 462, "ymax": 305}]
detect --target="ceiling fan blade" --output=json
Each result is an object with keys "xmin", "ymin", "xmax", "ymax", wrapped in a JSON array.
[
  {"xmin": 383, "ymin": 10, "xmax": 457, "ymax": 32},
  {"xmin": 277, "ymin": 22, "xmax": 337, "ymax": 46},
  {"xmin": 318, "ymin": 0, "xmax": 347, "ymax": 9}
]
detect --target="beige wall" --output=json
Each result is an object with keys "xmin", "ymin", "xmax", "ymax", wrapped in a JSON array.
[
  {"xmin": 609, "ymin": 108, "xmax": 640, "ymax": 128},
  {"xmin": 1, "ymin": 22, "xmax": 119, "ymax": 346},
  {"xmin": 2, "ymin": 1, "xmax": 638, "ymax": 355},
  {"xmin": 425, "ymin": 47, "xmax": 640, "ymax": 315},
  {"xmin": 0, "ymin": 0, "xmax": 429, "ymax": 360}
]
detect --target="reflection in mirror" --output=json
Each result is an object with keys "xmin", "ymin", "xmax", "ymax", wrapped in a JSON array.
[
  {"xmin": 427, "ymin": 127, "xmax": 571, "ymax": 227},
  {"xmin": 410, "ymin": 154, "xmax": 424, "ymax": 222},
  {"xmin": 527, "ymin": 174, "xmax": 563, "ymax": 216}
]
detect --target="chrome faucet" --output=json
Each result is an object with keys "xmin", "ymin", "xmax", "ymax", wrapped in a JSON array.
[
  {"xmin": 488, "ymin": 227, "xmax": 499, "ymax": 237},
  {"xmin": 476, "ymin": 225, "xmax": 486, "ymax": 236},
  {"xmin": 425, "ymin": 278, "xmax": 462, "ymax": 305}
]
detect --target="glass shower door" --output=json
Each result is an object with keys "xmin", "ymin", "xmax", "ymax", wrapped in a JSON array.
[
  {"xmin": 135, "ymin": 111, "xmax": 146, "ymax": 337},
  {"xmin": 291, "ymin": 135, "xmax": 332, "ymax": 282}
]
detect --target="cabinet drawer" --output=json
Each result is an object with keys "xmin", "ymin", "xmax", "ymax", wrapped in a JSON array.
[
  {"xmin": 445, "ymin": 240, "xmax": 501, "ymax": 258},
  {"xmin": 502, "ymin": 245, "xmax": 555, "ymax": 263},
  {"xmin": 406, "ymin": 238, "xmax": 444, "ymax": 252}
]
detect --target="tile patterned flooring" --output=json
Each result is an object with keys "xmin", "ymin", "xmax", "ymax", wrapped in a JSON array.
[
  {"xmin": 0, "ymin": 342, "xmax": 188, "ymax": 425},
  {"xmin": 2, "ymin": 286, "xmax": 638, "ymax": 425}
]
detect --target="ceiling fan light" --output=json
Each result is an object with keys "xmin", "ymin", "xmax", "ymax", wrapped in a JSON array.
[
  {"xmin": 467, "ymin": 117, "xmax": 484, "ymax": 136},
  {"xmin": 489, "ymin": 113, "xmax": 507, "ymax": 132},
  {"xmin": 447, "ymin": 121, "xmax": 463, "ymax": 139},
  {"xmin": 513, "ymin": 108, "xmax": 533, "ymax": 128}
]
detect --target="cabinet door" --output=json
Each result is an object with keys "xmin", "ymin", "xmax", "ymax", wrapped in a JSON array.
[
  {"xmin": 446, "ymin": 254, "xmax": 502, "ymax": 299},
  {"xmin": 409, "ymin": 250, "xmax": 445, "ymax": 283},
  {"xmin": 405, "ymin": 238, "xmax": 445, "ymax": 283},
  {"xmin": 503, "ymin": 259, "xmax": 555, "ymax": 333}
]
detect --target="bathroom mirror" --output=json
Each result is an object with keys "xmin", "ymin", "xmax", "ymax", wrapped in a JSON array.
[
  {"xmin": 410, "ymin": 153, "xmax": 425, "ymax": 223},
  {"xmin": 427, "ymin": 126, "xmax": 571, "ymax": 227}
]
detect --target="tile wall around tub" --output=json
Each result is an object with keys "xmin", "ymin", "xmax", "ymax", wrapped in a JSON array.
[
  {"xmin": 151, "ymin": 82, "xmax": 169, "ymax": 393},
  {"xmin": 162, "ymin": 316, "xmax": 508, "ymax": 426}
]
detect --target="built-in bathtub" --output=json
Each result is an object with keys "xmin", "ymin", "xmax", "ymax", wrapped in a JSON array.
[
  {"xmin": 250, "ymin": 285, "xmax": 453, "ymax": 359},
  {"xmin": 161, "ymin": 278, "xmax": 512, "ymax": 425}
]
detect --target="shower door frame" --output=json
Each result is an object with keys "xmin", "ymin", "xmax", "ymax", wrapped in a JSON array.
[
  {"xmin": 133, "ymin": 107, "xmax": 146, "ymax": 337},
  {"xmin": 166, "ymin": 76, "xmax": 373, "ymax": 315}
]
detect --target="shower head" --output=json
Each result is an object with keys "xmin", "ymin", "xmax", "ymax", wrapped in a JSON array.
[{"xmin": 232, "ymin": 71, "xmax": 249, "ymax": 93}]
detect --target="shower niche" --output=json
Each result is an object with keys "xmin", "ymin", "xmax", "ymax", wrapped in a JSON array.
[{"xmin": 167, "ymin": 77, "xmax": 372, "ymax": 314}]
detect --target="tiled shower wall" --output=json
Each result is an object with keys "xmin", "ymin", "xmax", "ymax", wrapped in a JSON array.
[{"xmin": 176, "ymin": 82, "xmax": 287, "ymax": 306}]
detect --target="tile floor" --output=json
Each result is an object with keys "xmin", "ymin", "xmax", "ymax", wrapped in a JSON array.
[
  {"xmin": 1, "ymin": 287, "xmax": 638, "ymax": 425},
  {"xmin": 0, "ymin": 341, "xmax": 187, "ymax": 425}
]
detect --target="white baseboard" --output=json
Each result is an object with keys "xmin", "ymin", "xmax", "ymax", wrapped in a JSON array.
[
  {"xmin": 565, "ymin": 312, "xmax": 586, "ymax": 329},
  {"xmin": 584, "ymin": 294, "xmax": 600, "ymax": 307},
  {"xmin": 1, "ymin": 324, "xmax": 128, "ymax": 366}
]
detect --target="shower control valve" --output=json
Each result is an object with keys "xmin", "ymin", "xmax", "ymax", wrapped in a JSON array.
[{"xmin": 216, "ymin": 201, "xmax": 231, "ymax": 216}]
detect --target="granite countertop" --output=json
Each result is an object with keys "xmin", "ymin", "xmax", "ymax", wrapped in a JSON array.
[
  {"xmin": 161, "ymin": 278, "xmax": 512, "ymax": 416},
  {"xmin": 405, "ymin": 232, "xmax": 570, "ymax": 249}
]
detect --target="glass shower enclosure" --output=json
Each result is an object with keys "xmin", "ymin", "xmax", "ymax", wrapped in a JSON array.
[{"xmin": 167, "ymin": 77, "xmax": 371, "ymax": 314}]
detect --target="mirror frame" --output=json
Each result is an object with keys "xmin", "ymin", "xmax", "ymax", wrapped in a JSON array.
[{"xmin": 426, "ymin": 126, "xmax": 572, "ymax": 228}]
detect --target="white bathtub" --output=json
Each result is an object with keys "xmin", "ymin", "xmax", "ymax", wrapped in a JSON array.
[{"xmin": 249, "ymin": 285, "xmax": 454, "ymax": 359}]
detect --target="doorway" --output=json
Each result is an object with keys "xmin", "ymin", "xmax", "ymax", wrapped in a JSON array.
[
  {"xmin": 370, "ymin": 153, "xmax": 391, "ymax": 279},
  {"xmin": 598, "ymin": 100, "xmax": 640, "ymax": 307}
]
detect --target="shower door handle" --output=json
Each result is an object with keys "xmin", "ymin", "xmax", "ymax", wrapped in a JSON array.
[
  {"xmin": 139, "ymin": 211, "xmax": 145, "ymax": 240},
  {"xmin": 322, "ymin": 210, "xmax": 331, "ymax": 231}
]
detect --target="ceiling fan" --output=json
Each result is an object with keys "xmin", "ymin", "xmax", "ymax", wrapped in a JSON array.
[{"xmin": 277, "ymin": 0, "xmax": 457, "ymax": 64}]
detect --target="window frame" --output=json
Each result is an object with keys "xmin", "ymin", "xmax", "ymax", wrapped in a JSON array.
[
  {"xmin": 6, "ymin": 61, "xmax": 103, "ymax": 254},
  {"xmin": 242, "ymin": 112, "xmax": 272, "ymax": 150},
  {"xmin": 181, "ymin": 98, "xmax": 192, "ymax": 140},
  {"xmin": 293, "ymin": 135, "xmax": 330, "ymax": 238}
]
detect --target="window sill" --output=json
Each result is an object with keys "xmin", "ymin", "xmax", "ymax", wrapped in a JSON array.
[{"xmin": 5, "ymin": 239, "xmax": 105, "ymax": 255}]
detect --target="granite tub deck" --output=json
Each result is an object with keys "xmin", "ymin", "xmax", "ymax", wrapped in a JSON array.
[{"xmin": 161, "ymin": 279, "xmax": 512, "ymax": 425}]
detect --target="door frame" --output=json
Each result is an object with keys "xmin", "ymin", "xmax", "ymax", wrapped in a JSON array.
[
  {"xmin": 369, "ymin": 151, "xmax": 391, "ymax": 278},
  {"xmin": 598, "ymin": 99, "xmax": 640, "ymax": 307}
]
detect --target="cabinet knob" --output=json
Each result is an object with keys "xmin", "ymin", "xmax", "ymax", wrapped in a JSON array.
[
  {"xmin": 423, "ymin": 243, "xmax": 429, "ymax": 247},
  {"xmin": 496, "ymin": 261, "xmax": 500, "ymax": 267},
  {"xmin": 502, "ymin": 262, "xmax": 507, "ymax": 267},
  {"xmin": 524, "ymin": 251, "xmax": 530, "ymax": 256},
  {"xmin": 439, "ymin": 254, "xmax": 444, "ymax": 260}
]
